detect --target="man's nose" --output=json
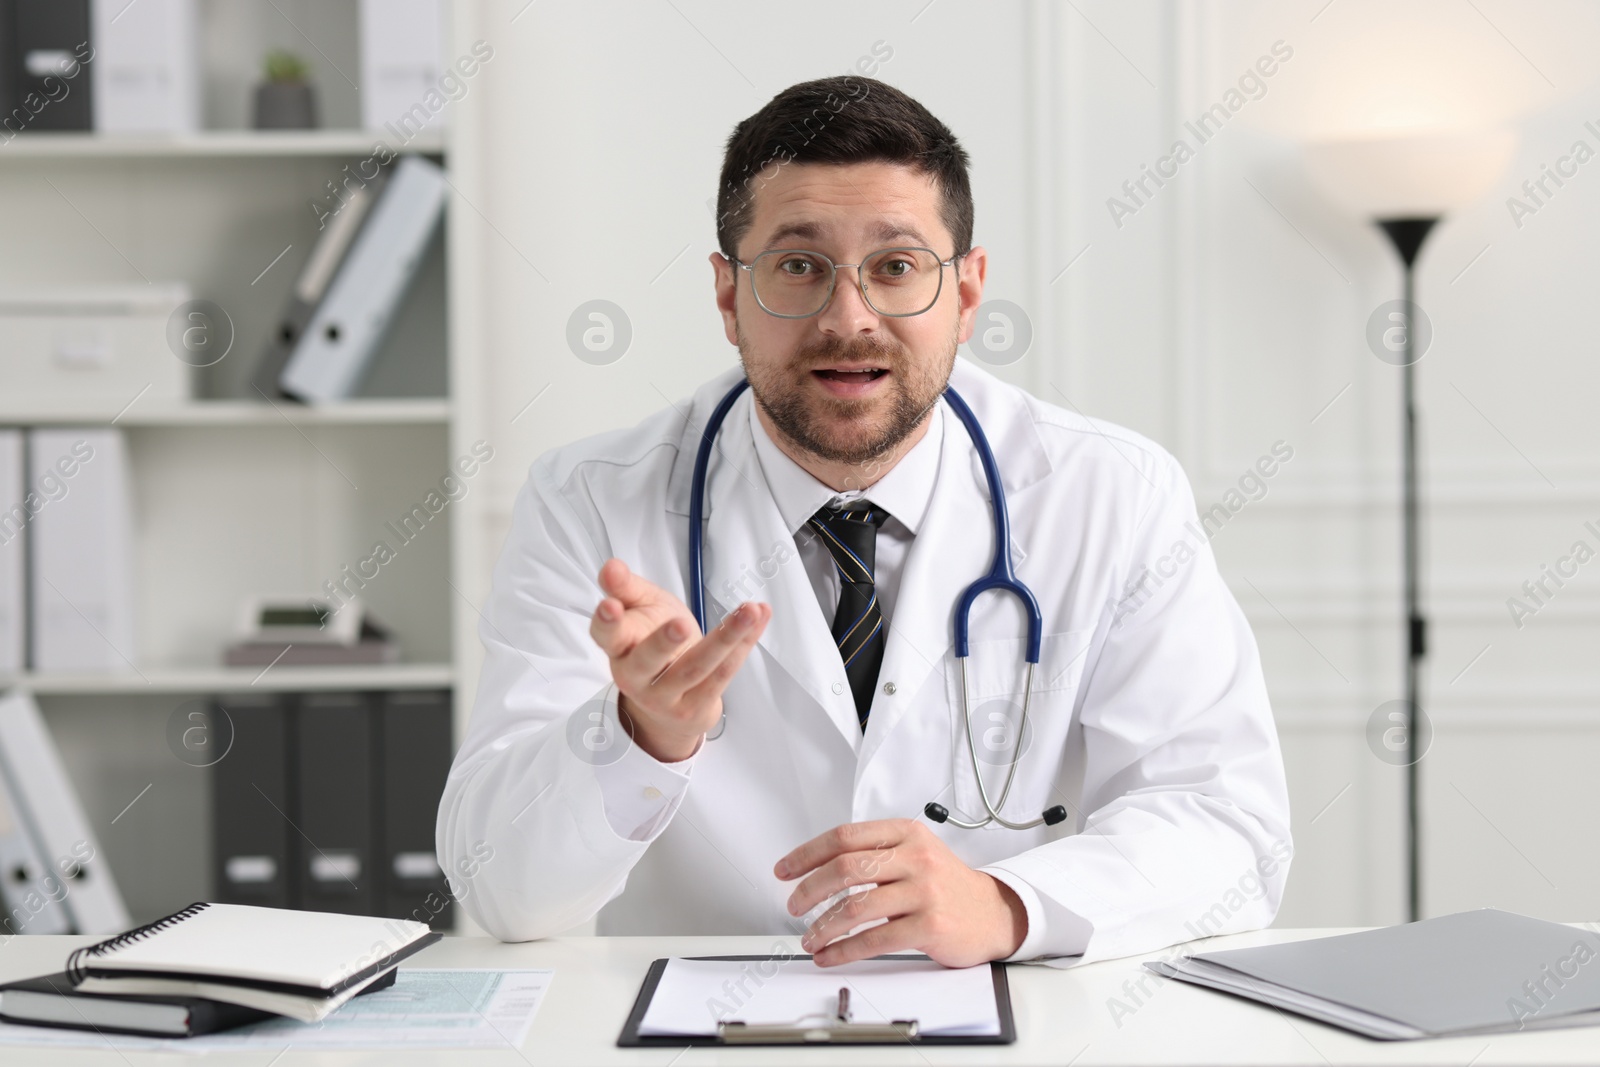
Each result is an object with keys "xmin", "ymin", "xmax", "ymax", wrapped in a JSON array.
[{"xmin": 813, "ymin": 266, "xmax": 880, "ymax": 336}]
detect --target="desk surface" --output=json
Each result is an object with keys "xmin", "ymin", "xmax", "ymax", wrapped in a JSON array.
[{"xmin": 4, "ymin": 927, "xmax": 1600, "ymax": 1065}]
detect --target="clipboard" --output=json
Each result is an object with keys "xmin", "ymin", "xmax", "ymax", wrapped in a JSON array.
[{"xmin": 616, "ymin": 954, "xmax": 1016, "ymax": 1047}]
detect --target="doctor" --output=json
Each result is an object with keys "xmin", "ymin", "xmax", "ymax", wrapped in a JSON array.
[{"xmin": 438, "ymin": 76, "xmax": 1291, "ymax": 967}]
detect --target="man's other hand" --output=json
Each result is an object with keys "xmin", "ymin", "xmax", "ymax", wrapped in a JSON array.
[{"xmin": 775, "ymin": 819, "xmax": 1028, "ymax": 967}]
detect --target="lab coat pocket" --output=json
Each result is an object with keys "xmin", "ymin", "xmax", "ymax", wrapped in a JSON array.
[{"xmin": 944, "ymin": 628, "xmax": 1094, "ymax": 827}]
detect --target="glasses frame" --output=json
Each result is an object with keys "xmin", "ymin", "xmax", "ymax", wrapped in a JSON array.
[{"xmin": 731, "ymin": 245, "xmax": 963, "ymax": 319}]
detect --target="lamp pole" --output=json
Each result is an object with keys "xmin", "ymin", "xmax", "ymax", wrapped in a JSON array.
[{"xmin": 1376, "ymin": 216, "xmax": 1437, "ymax": 925}]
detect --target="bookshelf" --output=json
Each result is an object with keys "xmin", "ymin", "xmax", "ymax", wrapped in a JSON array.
[{"xmin": 0, "ymin": 2, "xmax": 474, "ymax": 926}]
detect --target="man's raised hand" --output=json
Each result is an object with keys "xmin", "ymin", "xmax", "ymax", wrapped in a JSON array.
[{"xmin": 588, "ymin": 558, "xmax": 770, "ymax": 762}]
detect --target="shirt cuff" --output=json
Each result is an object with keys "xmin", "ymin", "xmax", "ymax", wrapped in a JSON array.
[
  {"xmin": 590, "ymin": 683, "xmax": 698, "ymax": 841},
  {"xmin": 982, "ymin": 866, "xmax": 1094, "ymax": 962}
]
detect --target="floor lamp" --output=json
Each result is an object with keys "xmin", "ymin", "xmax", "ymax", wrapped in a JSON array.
[{"xmin": 1303, "ymin": 131, "xmax": 1514, "ymax": 924}]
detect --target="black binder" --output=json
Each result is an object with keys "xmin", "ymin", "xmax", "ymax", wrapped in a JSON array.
[
  {"xmin": 295, "ymin": 692, "xmax": 374, "ymax": 915},
  {"xmin": 376, "ymin": 689, "xmax": 453, "ymax": 929},
  {"xmin": 0, "ymin": 0, "xmax": 93, "ymax": 131},
  {"xmin": 211, "ymin": 693, "xmax": 292, "ymax": 909}
]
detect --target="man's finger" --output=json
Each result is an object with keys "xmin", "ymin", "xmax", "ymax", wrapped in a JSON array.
[
  {"xmin": 658, "ymin": 603, "xmax": 768, "ymax": 696},
  {"xmin": 774, "ymin": 819, "xmax": 915, "ymax": 883},
  {"xmin": 589, "ymin": 594, "xmax": 665, "ymax": 658},
  {"xmin": 811, "ymin": 916, "xmax": 921, "ymax": 968},
  {"xmin": 801, "ymin": 883, "xmax": 916, "ymax": 955},
  {"xmin": 613, "ymin": 616, "xmax": 697, "ymax": 691},
  {"xmin": 598, "ymin": 558, "xmax": 662, "ymax": 609},
  {"xmin": 786, "ymin": 847, "xmax": 908, "ymax": 918}
]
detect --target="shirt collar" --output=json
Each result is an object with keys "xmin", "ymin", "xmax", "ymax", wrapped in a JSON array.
[{"xmin": 748, "ymin": 389, "xmax": 944, "ymax": 537}]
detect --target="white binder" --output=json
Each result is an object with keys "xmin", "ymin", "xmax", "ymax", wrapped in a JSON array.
[
  {"xmin": 28, "ymin": 429, "xmax": 136, "ymax": 674},
  {"xmin": 360, "ymin": 0, "xmax": 447, "ymax": 132},
  {"xmin": 90, "ymin": 0, "xmax": 201, "ymax": 133},
  {"xmin": 0, "ymin": 432, "xmax": 22, "ymax": 674},
  {"xmin": 0, "ymin": 690, "xmax": 128, "ymax": 933},
  {"xmin": 278, "ymin": 155, "xmax": 447, "ymax": 403}
]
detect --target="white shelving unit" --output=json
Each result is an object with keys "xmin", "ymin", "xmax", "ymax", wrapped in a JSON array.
[{"xmin": 0, "ymin": 3, "xmax": 473, "ymax": 923}]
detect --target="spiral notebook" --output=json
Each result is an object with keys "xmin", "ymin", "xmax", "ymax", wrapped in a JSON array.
[{"xmin": 66, "ymin": 902, "xmax": 440, "ymax": 1023}]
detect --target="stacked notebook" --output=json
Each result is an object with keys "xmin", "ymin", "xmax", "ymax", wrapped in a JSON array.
[{"xmin": 0, "ymin": 901, "xmax": 439, "ymax": 1038}]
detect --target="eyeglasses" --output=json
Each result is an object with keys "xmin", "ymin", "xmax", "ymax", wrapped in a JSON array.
[{"xmin": 731, "ymin": 246, "xmax": 960, "ymax": 319}]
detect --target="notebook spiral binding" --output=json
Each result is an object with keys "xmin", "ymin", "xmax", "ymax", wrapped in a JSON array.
[{"xmin": 66, "ymin": 901, "xmax": 211, "ymax": 984}]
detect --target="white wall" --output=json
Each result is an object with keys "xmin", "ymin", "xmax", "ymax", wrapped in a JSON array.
[{"xmin": 452, "ymin": 0, "xmax": 1600, "ymax": 928}]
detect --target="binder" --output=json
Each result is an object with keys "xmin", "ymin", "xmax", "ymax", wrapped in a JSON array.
[
  {"xmin": 0, "ymin": 690, "xmax": 127, "ymax": 933},
  {"xmin": 377, "ymin": 689, "xmax": 452, "ymax": 928},
  {"xmin": 1149, "ymin": 908, "xmax": 1600, "ymax": 1040},
  {"xmin": 278, "ymin": 155, "xmax": 447, "ymax": 403},
  {"xmin": 295, "ymin": 692, "xmax": 375, "ymax": 915},
  {"xmin": 88, "ymin": 0, "xmax": 199, "ymax": 133},
  {"xmin": 211, "ymin": 692, "xmax": 292, "ymax": 910},
  {"xmin": 0, "ymin": 732, "xmax": 69, "ymax": 934},
  {"xmin": 27, "ymin": 428, "xmax": 135, "ymax": 673},
  {"xmin": 0, "ymin": 430, "xmax": 23, "ymax": 673},
  {"xmin": 359, "ymin": 0, "xmax": 446, "ymax": 133},
  {"xmin": 1, "ymin": 0, "xmax": 94, "ymax": 132},
  {"xmin": 249, "ymin": 172, "xmax": 386, "ymax": 399}
]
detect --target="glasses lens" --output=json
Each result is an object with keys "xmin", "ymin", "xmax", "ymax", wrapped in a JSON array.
[
  {"xmin": 751, "ymin": 251, "xmax": 834, "ymax": 316},
  {"xmin": 860, "ymin": 248, "xmax": 943, "ymax": 315}
]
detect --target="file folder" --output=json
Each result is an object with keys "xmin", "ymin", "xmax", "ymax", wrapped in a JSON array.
[
  {"xmin": 211, "ymin": 692, "xmax": 292, "ymax": 909},
  {"xmin": 0, "ymin": 739, "xmax": 69, "ymax": 934},
  {"xmin": 27, "ymin": 428, "xmax": 135, "ymax": 673},
  {"xmin": 278, "ymin": 155, "xmax": 447, "ymax": 403},
  {"xmin": 0, "ymin": 430, "xmax": 22, "ymax": 673},
  {"xmin": 295, "ymin": 692, "xmax": 375, "ymax": 915},
  {"xmin": 377, "ymin": 688, "xmax": 453, "ymax": 928},
  {"xmin": 0, "ymin": 690, "xmax": 127, "ymax": 932},
  {"xmin": 2, "ymin": 0, "xmax": 93, "ymax": 131}
]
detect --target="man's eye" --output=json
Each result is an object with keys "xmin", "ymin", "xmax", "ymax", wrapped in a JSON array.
[{"xmin": 780, "ymin": 259, "xmax": 817, "ymax": 276}]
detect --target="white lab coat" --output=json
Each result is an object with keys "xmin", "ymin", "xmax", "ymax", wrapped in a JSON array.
[{"xmin": 437, "ymin": 357, "xmax": 1292, "ymax": 964}]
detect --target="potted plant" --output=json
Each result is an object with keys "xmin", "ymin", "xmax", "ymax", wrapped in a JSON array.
[{"xmin": 253, "ymin": 50, "xmax": 317, "ymax": 129}]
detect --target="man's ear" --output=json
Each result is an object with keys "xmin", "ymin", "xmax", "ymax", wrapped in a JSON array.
[
  {"xmin": 711, "ymin": 252, "xmax": 739, "ymax": 346},
  {"xmin": 953, "ymin": 246, "xmax": 989, "ymax": 346}
]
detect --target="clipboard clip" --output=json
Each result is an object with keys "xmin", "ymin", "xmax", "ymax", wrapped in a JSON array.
[{"xmin": 716, "ymin": 986, "xmax": 921, "ymax": 1044}]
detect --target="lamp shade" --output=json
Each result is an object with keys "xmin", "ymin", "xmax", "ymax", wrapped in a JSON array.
[{"xmin": 1302, "ymin": 130, "xmax": 1516, "ymax": 219}]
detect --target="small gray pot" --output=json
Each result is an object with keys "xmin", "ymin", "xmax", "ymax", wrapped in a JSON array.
[{"xmin": 253, "ymin": 81, "xmax": 318, "ymax": 129}]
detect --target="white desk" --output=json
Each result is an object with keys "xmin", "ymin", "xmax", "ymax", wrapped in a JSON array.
[{"xmin": 5, "ymin": 927, "xmax": 1600, "ymax": 1064}]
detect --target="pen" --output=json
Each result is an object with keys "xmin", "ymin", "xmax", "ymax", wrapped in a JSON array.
[{"xmin": 836, "ymin": 987, "xmax": 851, "ymax": 1024}]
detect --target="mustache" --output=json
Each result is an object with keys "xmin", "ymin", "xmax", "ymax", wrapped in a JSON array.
[{"xmin": 791, "ymin": 335, "xmax": 908, "ymax": 370}]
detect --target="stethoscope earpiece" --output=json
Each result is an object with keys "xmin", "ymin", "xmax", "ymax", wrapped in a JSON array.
[{"xmin": 923, "ymin": 801, "xmax": 1069, "ymax": 828}]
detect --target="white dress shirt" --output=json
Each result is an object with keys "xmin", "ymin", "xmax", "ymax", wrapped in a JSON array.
[{"xmin": 746, "ymin": 395, "xmax": 945, "ymax": 639}]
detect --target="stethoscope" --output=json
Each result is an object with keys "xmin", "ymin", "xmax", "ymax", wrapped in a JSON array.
[{"xmin": 688, "ymin": 378, "xmax": 1068, "ymax": 831}]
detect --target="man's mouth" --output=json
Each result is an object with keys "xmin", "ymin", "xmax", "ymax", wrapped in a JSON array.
[{"xmin": 811, "ymin": 366, "xmax": 889, "ymax": 384}]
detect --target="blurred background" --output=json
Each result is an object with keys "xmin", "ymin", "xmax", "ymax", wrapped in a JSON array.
[{"xmin": 0, "ymin": 0, "xmax": 1595, "ymax": 939}]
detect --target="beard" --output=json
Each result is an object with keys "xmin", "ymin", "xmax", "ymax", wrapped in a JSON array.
[{"xmin": 737, "ymin": 327, "xmax": 956, "ymax": 466}]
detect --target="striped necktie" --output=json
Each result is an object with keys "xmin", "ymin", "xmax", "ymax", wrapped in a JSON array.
[{"xmin": 807, "ymin": 501, "xmax": 891, "ymax": 730}]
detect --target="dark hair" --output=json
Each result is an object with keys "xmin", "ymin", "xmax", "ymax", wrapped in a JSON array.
[{"xmin": 715, "ymin": 76, "xmax": 973, "ymax": 261}]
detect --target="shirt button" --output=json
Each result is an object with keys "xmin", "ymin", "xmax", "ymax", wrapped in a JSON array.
[
  {"xmin": 643, "ymin": 786, "xmax": 662, "ymax": 801},
  {"xmin": 883, "ymin": 682, "xmax": 897, "ymax": 695},
  {"xmin": 831, "ymin": 682, "xmax": 843, "ymax": 695}
]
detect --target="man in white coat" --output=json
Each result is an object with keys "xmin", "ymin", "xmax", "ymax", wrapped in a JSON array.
[{"xmin": 438, "ymin": 76, "xmax": 1291, "ymax": 967}]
